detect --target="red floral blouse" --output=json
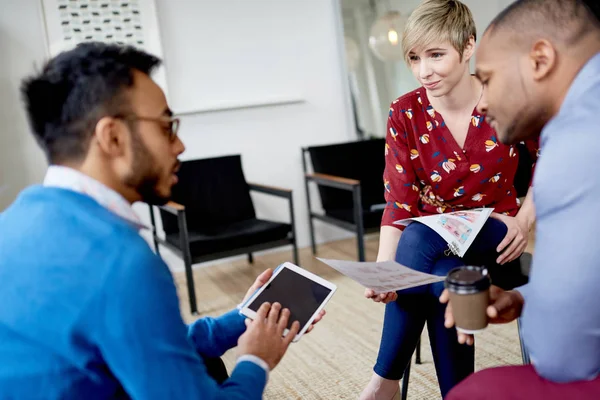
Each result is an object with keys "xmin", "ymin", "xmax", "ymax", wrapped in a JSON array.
[{"xmin": 382, "ymin": 87, "xmax": 539, "ymax": 229}]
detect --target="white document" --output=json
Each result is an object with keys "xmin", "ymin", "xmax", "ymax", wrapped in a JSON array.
[
  {"xmin": 394, "ymin": 208, "xmax": 494, "ymax": 257},
  {"xmin": 317, "ymin": 258, "xmax": 444, "ymax": 294}
]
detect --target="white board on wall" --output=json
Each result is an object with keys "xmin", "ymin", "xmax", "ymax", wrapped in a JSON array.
[
  {"xmin": 40, "ymin": 0, "xmax": 168, "ymax": 92},
  {"xmin": 154, "ymin": 0, "xmax": 306, "ymax": 115}
]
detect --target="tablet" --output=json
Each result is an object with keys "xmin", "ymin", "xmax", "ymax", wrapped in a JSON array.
[{"xmin": 239, "ymin": 262, "xmax": 337, "ymax": 342}]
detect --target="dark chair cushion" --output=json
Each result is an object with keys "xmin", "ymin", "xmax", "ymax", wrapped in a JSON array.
[
  {"xmin": 307, "ymin": 139, "xmax": 386, "ymax": 214},
  {"xmin": 166, "ymin": 218, "xmax": 291, "ymax": 259},
  {"xmin": 519, "ymin": 252, "xmax": 533, "ymax": 278},
  {"xmin": 487, "ymin": 259, "xmax": 529, "ymax": 290},
  {"xmin": 325, "ymin": 208, "xmax": 384, "ymax": 230},
  {"xmin": 161, "ymin": 155, "xmax": 256, "ymax": 234}
]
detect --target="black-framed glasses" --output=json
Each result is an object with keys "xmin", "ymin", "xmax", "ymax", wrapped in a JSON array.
[{"xmin": 116, "ymin": 114, "xmax": 180, "ymax": 142}]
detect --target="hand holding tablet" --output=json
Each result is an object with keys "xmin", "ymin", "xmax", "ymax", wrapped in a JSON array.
[
  {"xmin": 237, "ymin": 301, "xmax": 301, "ymax": 370},
  {"xmin": 239, "ymin": 262, "xmax": 337, "ymax": 342}
]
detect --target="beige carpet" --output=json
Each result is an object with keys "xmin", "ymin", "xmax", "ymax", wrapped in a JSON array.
[{"xmin": 174, "ymin": 236, "xmax": 527, "ymax": 399}]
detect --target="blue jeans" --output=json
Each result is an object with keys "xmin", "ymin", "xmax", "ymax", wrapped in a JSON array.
[{"xmin": 373, "ymin": 218, "xmax": 527, "ymax": 398}]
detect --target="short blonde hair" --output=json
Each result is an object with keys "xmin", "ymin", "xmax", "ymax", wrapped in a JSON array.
[{"xmin": 402, "ymin": 0, "xmax": 476, "ymax": 62}]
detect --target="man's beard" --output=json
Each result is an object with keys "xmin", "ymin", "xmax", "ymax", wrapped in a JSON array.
[
  {"xmin": 503, "ymin": 105, "xmax": 546, "ymax": 145},
  {"xmin": 123, "ymin": 128, "xmax": 172, "ymax": 206},
  {"xmin": 502, "ymin": 71, "xmax": 546, "ymax": 144}
]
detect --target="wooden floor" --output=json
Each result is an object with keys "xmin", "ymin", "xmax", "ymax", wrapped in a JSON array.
[{"xmin": 172, "ymin": 233, "xmax": 530, "ymax": 399}]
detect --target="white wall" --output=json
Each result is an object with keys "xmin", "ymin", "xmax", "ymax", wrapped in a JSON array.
[
  {"xmin": 0, "ymin": 0, "xmax": 48, "ymax": 210},
  {"xmin": 148, "ymin": 0, "xmax": 356, "ymax": 258},
  {"xmin": 1, "ymin": 0, "xmax": 357, "ymax": 269},
  {"xmin": 142, "ymin": 0, "xmax": 357, "ymax": 269}
]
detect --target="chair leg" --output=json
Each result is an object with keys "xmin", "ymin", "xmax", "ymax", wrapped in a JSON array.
[
  {"xmin": 352, "ymin": 186, "xmax": 365, "ymax": 262},
  {"xmin": 287, "ymin": 193, "xmax": 300, "ymax": 265},
  {"xmin": 247, "ymin": 253, "xmax": 254, "ymax": 264},
  {"xmin": 356, "ymin": 229, "xmax": 366, "ymax": 262},
  {"xmin": 517, "ymin": 318, "xmax": 530, "ymax": 365},
  {"xmin": 183, "ymin": 253, "xmax": 198, "ymax": 315},
  {"xmin": 177, "ymin": 212, "xmax": 198, "ymax": 316},
  {"xmin": 303, "ymin": 169, "xmax": 317, "ymax": 255},
  {"xmin": 416, "ymin": 336, "xmax": 422, "ymax": 364},
  {"xmin": 292, "ymin": 238, "xmax": 300, "ymax": 266},
  {"xmin": 152, "ymin": 233, "xmax": 161, "ymax": 256},
  {"xmin": 309, "ymin": 216, "xmax": 317, "ymax": 255},
  {"xmin": 401, "ymin": 359, "xmax": 411, "ymax": 400}
]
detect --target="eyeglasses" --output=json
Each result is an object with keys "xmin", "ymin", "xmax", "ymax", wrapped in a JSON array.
[{"xmin": 116, "ymin": 114, "xmax": 180, "ymax": 142}]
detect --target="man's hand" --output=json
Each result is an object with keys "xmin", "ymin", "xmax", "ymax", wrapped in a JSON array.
[
  {"xmin": 242, "ymin": 269, "xmax": 273, "ymax": 304},
  {"xmin": 491, "ymin": 213, "xmax": 529, "ymax": 264},
  {"xmin": 364, "ymin": 288, "xmax": 398, "ymax": 304},
  {"xmin": 237, "ymin": 302, "xmax": 300, "ymax": 370},
  {"xmin": 242, "ymin": 269, "xmax": 326, "ymax": 334},
  {"xmin": 439, "ymin": 285, "xmax": 525, "ymax": 345}
]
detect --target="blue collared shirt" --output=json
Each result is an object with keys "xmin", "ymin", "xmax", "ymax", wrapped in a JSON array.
[
  {"xmin": 519, "ymin": 52, "xmax": 600, "ymax": 382},
  {"xmin": 43, "ymin": 165, "xmax": 146, "ymax": 230}
]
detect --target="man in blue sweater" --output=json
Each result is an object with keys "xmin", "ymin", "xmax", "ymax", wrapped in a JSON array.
[{"xmin": 0, "ymin": 42, "xmax": 323, "ymax": 399}]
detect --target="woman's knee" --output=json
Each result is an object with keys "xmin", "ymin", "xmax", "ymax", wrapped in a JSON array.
[
  {"xmin": 396, "ymin": 222, "xmax": 448, "ymax": 266},
  {"xmin": 478, "ymin": 217, "xmax": 508, "ymax": 244},
  {"xmin": 398, "ymin": 222, "xmax": 446, "ymax": 251}
]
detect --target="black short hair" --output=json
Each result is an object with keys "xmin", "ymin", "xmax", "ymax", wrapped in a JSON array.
[
  {"xmin": 20, "ymin": 42, "xmax": 161, "ymax": 164},
  {"xmin": 487, "ymin": 0, "xmax": 600, "ymax": 46}
]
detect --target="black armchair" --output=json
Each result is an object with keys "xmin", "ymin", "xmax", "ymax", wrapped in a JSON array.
[
  {"xmin": 148, "ymin": 155, "xmax": 298, "ymax": 315},
  {"xmin": 302, "ymin": 138, "xmax": 386, "ymax": 261}
]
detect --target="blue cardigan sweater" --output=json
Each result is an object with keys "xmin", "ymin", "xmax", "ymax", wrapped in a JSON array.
[{"xmin": 0, "ymin": 186, "xmax": 266, "ymax": 399}]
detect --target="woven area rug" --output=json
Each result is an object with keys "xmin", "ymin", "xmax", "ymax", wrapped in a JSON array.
[{"xmin": 173, "ymin": 236, "xmax": 526, "ymax": 399}]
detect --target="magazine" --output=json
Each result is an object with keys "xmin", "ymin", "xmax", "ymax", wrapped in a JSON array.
[
  {"xmin": 317, "ymin": 258, "xmax": 444, "ymax": 294},
  {"xmin": 393, "ymin": 207, "xmax": 494, "ymax": 257}
]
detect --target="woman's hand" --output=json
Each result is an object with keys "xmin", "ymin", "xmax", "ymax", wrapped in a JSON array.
[
  {"xmin": 490, "ymin": 213, "xmax": 529, "ymax": 264},
  {"xmin": 367, "ymin": 226, "xmax": 403, "ymax": 304},
  {"xmin": 364, "ymin": 288, "xmax": 398, "ymax": 304}
]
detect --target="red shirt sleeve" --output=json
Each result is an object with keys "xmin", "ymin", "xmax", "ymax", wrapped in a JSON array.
[{"xmin": 381, "ymin": 106, "xmax": 421, "ymax": 230}]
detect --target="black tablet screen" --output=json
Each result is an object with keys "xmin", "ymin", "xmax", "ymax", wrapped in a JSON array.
[{"xmin": 247, "ymin": 267, "xmax": 332, "ymax": 329}]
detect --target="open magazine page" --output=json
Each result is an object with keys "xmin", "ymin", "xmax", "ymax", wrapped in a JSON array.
[
  {"xmin": 317, "ymin": 258, "xmax": 444, "ymax": 294},
  {"xmin": 394, "ymin": 208, "xmax": 494, "ymax": 257}
]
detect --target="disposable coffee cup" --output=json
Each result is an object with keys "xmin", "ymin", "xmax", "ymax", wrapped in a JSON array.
[{"xmin": 445, "ymin": 266, "xmax": 491, "ymax": 334}]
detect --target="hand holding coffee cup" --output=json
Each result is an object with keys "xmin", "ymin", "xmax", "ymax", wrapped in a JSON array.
[
  {"xmin": 440, "ymin": 271, "xmax": 526, "ymax": 346},
  {"xmin": 444, "ymin": 266, "xmax": 492, "ymax": 334}
]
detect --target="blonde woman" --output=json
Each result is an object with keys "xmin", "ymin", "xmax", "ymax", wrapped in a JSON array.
[{"xmin": 360, "ymin": 1, "xmax": 538, "ymax": 398}]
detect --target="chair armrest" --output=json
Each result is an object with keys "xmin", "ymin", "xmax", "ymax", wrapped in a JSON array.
[
  {"xmin": 158, "ymin": 201, "xmax": 185, "ymax": 215},
  {"xmin": 248, "ymin": 182, "xmax": 296, "ymax": 239},
  {"xmin": 305, "ymin": 173, "xmax": 360, "ymax": 191},
  {"xmin": 248, "ymin": 182, "xmax": 292, "ymax": 199}
]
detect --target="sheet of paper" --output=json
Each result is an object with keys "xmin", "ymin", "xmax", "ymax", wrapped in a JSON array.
[
  {"xmin": 317, "ymin": 258, "xmax": 445, "ymax": 294},
  {"xmin": 393, "ymin": 208, "xmax": 494, "ymax": 257}
]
